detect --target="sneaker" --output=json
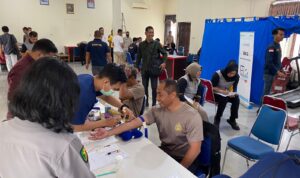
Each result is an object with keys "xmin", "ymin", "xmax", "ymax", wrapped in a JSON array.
[{"xmin": 227, "ymin": 119, "xmax": 240, "ymax": 130}]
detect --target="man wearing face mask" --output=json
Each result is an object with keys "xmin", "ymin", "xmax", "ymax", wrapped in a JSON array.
[
  {"xmin": 72, "ymin": 63, "xmax": 130, "ymax": 132},
  {"xmin": 7, "ymin": 38, "xmax": 58, "ymax": 101}
]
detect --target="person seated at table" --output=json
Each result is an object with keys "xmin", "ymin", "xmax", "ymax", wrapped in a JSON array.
[
  {"xmin": 0, "ymin": 58, "xmax": 95, "ymax": 178},
  {"xmin": 119, "ymin": 66, "xmax": 145, "ymax": 116},
  {"xmin": 72, "ymin": 63, "xmax": 132, "ymax": 132},
  {"xmin": 211, "ymin": 60, "xmax": 240, "ymax": 130},
  {"xmin": 177, "ymin": 62, "xmax": 208, "ymax": 122},
  {"xmin": 89, "ymin": 79, "xmax": 203, "ymax": 174}
]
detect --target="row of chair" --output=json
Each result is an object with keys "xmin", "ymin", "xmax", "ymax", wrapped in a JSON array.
[{"xmin": 199, "ymin": 78, "xmax": 299, "ymax": 174}]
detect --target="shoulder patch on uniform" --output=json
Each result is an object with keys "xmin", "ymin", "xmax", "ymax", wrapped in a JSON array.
[
  {"xmin": 80, "ymin": 146, "xmax": 88, "ymax": 163},
  {"xmin": 268, "ymin": 49, "xmax": 274, "ymax": 52}
]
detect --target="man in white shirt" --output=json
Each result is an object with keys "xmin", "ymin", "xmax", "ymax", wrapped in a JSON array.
[
  {"xmin": 113, "ymin": 29, "xmax": 125, "ymax": 65},
  {"xmin": 99, "ymin": 27, "xmax": 109, "ymax": 45}
]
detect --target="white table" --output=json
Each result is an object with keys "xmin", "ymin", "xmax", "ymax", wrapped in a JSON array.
[{"xmin": 78, "ymin": 134, "xmax": 197, "ymax": 178}]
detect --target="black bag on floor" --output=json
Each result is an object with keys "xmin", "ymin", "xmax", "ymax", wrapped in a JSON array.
[{"xmin": 198, "ymin": 121, "xmax": 221, "ymax": 178}]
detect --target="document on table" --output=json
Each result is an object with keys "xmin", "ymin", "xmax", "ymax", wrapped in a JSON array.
[
  {"xmin": 88, "ymin": 144, "xmax": 128, "ymax": 171},
  {"xmin": 76, "ymin": 132, "xmax": 118, "ymax": 150},
  {"xmin": 215, "ymin": 92, "xmax": 237, "ymax": 97}
]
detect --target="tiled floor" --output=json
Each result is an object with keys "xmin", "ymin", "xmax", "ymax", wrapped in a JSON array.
[{"xmin": 1, "ymin": 62, "xmax": 299, "ymax": 178}]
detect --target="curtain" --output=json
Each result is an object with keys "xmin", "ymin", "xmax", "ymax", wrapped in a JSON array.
[
  {"xmin": 269, "ymin": 1, "xmax": 300, "ymax": 16},
  {"xmin": 199, "ymin": 16, "xmax": 300, "ymax": 104}
]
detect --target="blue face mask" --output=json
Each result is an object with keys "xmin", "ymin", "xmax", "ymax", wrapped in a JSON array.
[{"xmin": 100, "ymin": 89, "xmax": 114, "ymax": 96}]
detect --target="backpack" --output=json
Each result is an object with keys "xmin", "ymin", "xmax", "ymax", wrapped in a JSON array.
[{"xmin": 197, "ymin": 121, "xmax": 221, "ymax": 178}]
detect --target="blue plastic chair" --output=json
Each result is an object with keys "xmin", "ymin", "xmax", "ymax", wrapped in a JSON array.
[
  {"xmin": 126, "ymin": 52, "xmax": 134, "ymax": 65},
  {"xmin": 221, "ymin": 104, "xmax": 287, "ymax": 173}
]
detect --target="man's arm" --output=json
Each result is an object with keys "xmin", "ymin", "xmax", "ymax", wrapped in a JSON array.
[
  {"xmin": 89, "ymin": 117, "xmax": 144, "ymax": 140},
  {"xmin": 72, "ymin": 118, "xmax": 119, "ymax": 132},
  {"xmin": 180, "ymin": 141, "xmax": 201, "ymax": 168},
  {"xmin": 85, "ymin": 52, "xmax": 91, "ymax": 69},
  {"xmin": 158, "ymin": 42, "xmax": 168, "ymax": 63},
  {"xmin": 99, "ymin": 95, "xmax": 123, "ymax": 108},
  {"xmin": 106, "ymin": 52, "xmax": 112, "ymax": 63}
]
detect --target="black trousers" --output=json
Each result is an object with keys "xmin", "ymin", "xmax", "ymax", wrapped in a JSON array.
[
  {"xmin": 214, "ymin": 94, "xmax": 240, "ymax": 123},
  {"xmin": 142, "ymin": 71, "xmax": 158, "ymax": 106}
]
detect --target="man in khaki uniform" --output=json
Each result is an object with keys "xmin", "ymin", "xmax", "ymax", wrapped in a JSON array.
[
  {"xmin": 0, "ymin": 58, "xmax": 95, "ymax": 178},
  {"xmin": 119, "ymin": 66, "xmax": 145, "ymax": 116},
  {"xmin": 90, "ymin": 79, "xmax": 203, "ymax": 174},
  {"xmin": 0, "ymin": 119, "xmax": 95, "ymax": 178}
]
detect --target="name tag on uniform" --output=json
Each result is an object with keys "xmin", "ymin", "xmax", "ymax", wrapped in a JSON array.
[{"xmin": 268, "ymin": 49, "xmax": 274, "ymax": 53}]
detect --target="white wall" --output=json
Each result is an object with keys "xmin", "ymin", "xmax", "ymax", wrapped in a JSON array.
[
  {"xmin": 0, "ymin": 0, "xmax": 113, "ymax": 52},
  {"xmin": 175, "ymin": 0, "xmax": 274, "ymax": 53},
  {"xmin": 0, "ymin": 0, "xmax": 273, "ymax": 53},
  {"xmin": 121, "ymin": 0, "xmax": 165, "ymax": 41}
]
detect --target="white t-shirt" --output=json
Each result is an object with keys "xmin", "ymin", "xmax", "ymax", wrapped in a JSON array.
[
  {"xmin": 113, "ymin": 35, "xmax": 124, "ymax": 52},
  {"xmin": 101, "ymin": 34, "xmax": 109, "ymax": 45}
]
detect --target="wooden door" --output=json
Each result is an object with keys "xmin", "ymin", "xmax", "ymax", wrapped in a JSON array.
[{"xmin": 177, "ymin": 22, "xmax": 191, "ymax": 56}]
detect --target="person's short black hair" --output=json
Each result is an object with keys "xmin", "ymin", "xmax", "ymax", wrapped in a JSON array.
[
  {"xmin": 23, "ymin": 27, "xmax": 28, "ymax": 31},
  {"xmin": 29, "ymin": 31, "xmax": 38, "ymax": 37},
  {"xmin": 155, "ymin": 38, "xmax": 160, "ymax": 42},
  {"xmin": 9, "ymin": 57, "xmax": 80, "ymax": 133},
  {"xmin": 2, "ymin": 26, "xmax": 9, "ymax": 33},
  {"xmin": 94, "ymin": 30, "xmax": 101, "ymax": 38},
  {"xmin": 145, "ymin": 26, "xmax": 154, "ymax": 32},
  {"xmin": 272, "ymin": 28, "xmax": 285, "ymax": 35},
  {"xmin": 161, "ymin": 79, "xmax": 178, "ymax": 96},
  {"xmin": 99, "ymin": 27, "xmax": 104, "ymax": 30},
  {"xmin": 32, "ymin": 38, "xmax": 58, "ymax": 54},
  {"xmin": 133, "ymin": 37, "xmax": 137, "ymax": 42},
  {"xmin": 118, "ymin": 29, "xmax": 123, "ymax": 34},
  {"xmin": 97, "ymin": 63, "xmax": 127, "ymax": 84}
]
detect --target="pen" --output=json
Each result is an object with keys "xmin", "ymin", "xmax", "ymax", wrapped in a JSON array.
[
  {"xmin": 106, "ymin": 149, "xmax": 120, "ymax": 155},
  {"xmin": 96, "ymin": 171, "xmax": 116, "ymax": 177}
]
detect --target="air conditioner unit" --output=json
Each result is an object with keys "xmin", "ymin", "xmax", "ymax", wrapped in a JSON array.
[{"xmin": 132, "ymin": 0, "xmax": 148, "ymax": 9}]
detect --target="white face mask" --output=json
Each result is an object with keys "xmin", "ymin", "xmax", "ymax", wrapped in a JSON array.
[{"xmin": 100, "ymin": 89, "xmax": 114, "ymax": 96}]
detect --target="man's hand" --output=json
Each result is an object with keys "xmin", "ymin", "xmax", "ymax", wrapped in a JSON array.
[
  {"xmin": 277, "ymin": 71, "xmax": 286, "ymax": 77},
  {"xmin": 0, "ymin": 52, "xmax": 4, "ymax": 59},
  {"xmin": 222, "ymin": 90, "xmax": 229, "ymax": 95},
  {"xmin": 85, "ymin": 63, "xmax": 89, "ymax": 70},
  {"xmin": 104, "ymin": 117, "xmax": 120, "ymax": 127},
  {"xmin": 160, "ymin": 62, "xmax": 166, "ymax": 70},
  {"xmin": 122, "ymin": 107, "xmax": 135, "ymax": 122},
  {"xmin": 89, "ymin": 128, "xmax": 109, "ymax": 140}
]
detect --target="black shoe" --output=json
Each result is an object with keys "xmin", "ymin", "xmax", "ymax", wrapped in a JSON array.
[
  {"xmin": 227, "ymin": 119, "xmax": 240, "ymax": 130},
  {"xmin": 146, "ymin": 102, "xmax": 149, "ymax": 107}
]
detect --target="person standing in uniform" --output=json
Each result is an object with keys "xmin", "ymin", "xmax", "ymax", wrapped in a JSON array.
[
  {"xmin": 86, "ymin": 30, "xmax": 111, "ymax": 75},
  {"xmin": 211, "ymin": 61, "xmax": 240, "ymax": 130},
  {"xmin": 263, "ymin": 28, "xmax": 286, "ymax": 95},
  {"xmin": 0, "ymin": 58, "xmax": 95, "ymax": 178},
  {"xmin": 135, "ymin": 26, "xmax": 168, "ymax": 106}
]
